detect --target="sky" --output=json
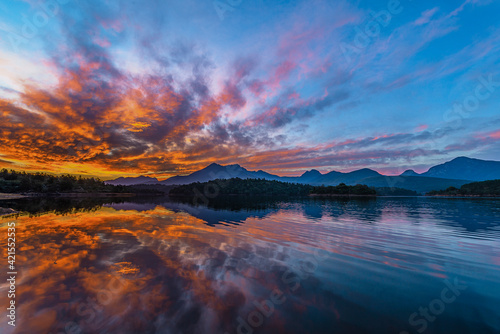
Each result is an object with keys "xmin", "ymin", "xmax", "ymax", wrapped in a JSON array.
[{"xmin": 0, "ymin": 0, "xmax": 499, "ymax": 179}]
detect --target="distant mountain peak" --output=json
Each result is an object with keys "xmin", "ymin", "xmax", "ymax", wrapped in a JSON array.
[
  {"xmin": 401, "ymin": 169, "xmax": 419, "ymax": 176},
  {"xmin": 106, "ymin": 157, "xmax": 500, "ymax": 188},
  {"xmin": 349, "ymin": 168, "xmax": 380, "ymax": 176},
  {"xmin": 301, "ymin": 169, "xmax": 322, "ymax": 178},
  {"xmin": 421, "ymin": 156, "xmax": 500, "ymax": 181},
  {"xmin": 359, "ymin": 168, "xmax": 376, "ymax": 172},
  {"xmin": 205, "ymin": 163, "xmax": 246, "ymax": 172},
  {"xmin": 105, "ymin": 175, "xmax": 159, "ymax": 186},
  {"xmin": 451, "ymin": 156, "xmax": 476, "ymax": 162}
]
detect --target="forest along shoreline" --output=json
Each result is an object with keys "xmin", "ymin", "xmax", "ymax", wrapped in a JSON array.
[
  {"xmin": 1, "ymin": 170, "xmax": 499, "ymax": 209},
  {"xmin": 0, "ymin": 169, "xmax": 165, "ymax": 202}
]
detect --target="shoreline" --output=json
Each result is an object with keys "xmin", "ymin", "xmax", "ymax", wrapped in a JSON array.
[
  {"xmin": 0, "ymin": 192, "xmax": 137, "ymax": 200},
  {"xmin": 309, "ymin": 194, "xmax": 376, "ymax": 197},
  {"xmin": 426, "ymin": 194, "xmax": 500, "ymax": 198},
  {"xmin": 0, "ymin": 207, "xmax": 20, "ymax": 216},
  {"xmin": 0, "ymin": 193, "xmax": 26, "ymax": 200},
  {"xmin": 2, "ymin": 192, "xmax": 498, "ymax": 201}
]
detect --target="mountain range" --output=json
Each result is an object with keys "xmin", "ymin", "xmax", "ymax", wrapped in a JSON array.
[{"xmin": 105, "ymin": 157, "xmax": 500, "ymax": 193}]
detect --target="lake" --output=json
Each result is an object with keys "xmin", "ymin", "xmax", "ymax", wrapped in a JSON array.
[{"xmin": 1, "ymin": 196, "xmax": 499, "ymax": 334}]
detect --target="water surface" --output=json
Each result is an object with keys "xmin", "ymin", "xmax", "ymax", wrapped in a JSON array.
[{"xmin": 1, "ymin": 196, "xmax": 499, "ymax": 334}]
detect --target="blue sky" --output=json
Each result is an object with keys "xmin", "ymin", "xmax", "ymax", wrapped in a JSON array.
[{"xmin": 0, "ymin": 0, "xmax": 499, "ymax": 178}]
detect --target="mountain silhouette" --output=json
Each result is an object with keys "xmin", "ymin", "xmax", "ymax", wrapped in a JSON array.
[
  {"xmin": 400, "ymin": 170, "xmax": 420, "ymax": 176},
  {"xmin": 105, "ymin": 157, "xmax": 499, "ymax": 192},
  {"xmin": 158, "ymin": 163, "xmax": 279, "ymax": 185},
  {"xmin": 106, "ymin": 175, "xmax": 159, "ymax": 186},
  {"xmin": 299, "ymin": 170, "xmax": 324, "ymax": 183},
  {"xmin": 419, "ymin": 157, "xmax": 500, "ymax": 181},
  {"xmin": 324, "ymin": 168, "xmax": 381, "ymax": 184}
]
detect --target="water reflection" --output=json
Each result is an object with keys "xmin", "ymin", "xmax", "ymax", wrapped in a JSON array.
[
  {"xmin": 0, "ymin": 197, "xmax": 123, "ymax": 217},
  {"xmin": 0, "ymin": 197, "xmax": 499, "ymax": 334}
]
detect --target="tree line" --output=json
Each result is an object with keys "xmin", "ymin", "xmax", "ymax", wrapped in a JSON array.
[
  {"xmin": 0, "ymin": 169, "xmax": 128, "ymax": 194},
  {"xmin": 427, "ymin": 179, "xmax": 500, "ymax": 196},
  {"xmin": 169, "ymin": 178, "xmax": 378, "ymax": 197}
]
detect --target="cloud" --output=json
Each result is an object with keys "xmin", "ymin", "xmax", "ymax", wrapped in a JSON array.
[
  {"xmin": 447, "ymin": 0, "xmax": 493, "ymax": 18},
  {"xmin": 414, "ymin": 7, "xmax": 440, "ymax": 26},
  {"xmin": 444, "ymin": 128, "xmax": 500, "ymax": 152},
  {"xmin": 0, "ymin": 0, "xmax": 362, "ymax": 176}
]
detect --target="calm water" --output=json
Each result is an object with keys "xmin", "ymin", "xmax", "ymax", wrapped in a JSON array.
[{"xmin": 1, "ymin": 196, "xmax": 499, "ymax": 334}]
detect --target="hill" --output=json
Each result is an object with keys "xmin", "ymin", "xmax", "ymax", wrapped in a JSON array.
[
  {"xmin": 106, "ymin": 175, "xmax": 159, "ymax": 186},
  {"xmin": 356, "ymin": 176, "xmax": 471, "ymax": 194},
  {"xmin": 400, "ymin": 169, "xmax": 420, "ymax": 176},
  {"xmin": 420, "ymin": 157, "xmax": 500, "ymax": 181},
  {"xmin": 427, "ymin": 179, "xmax": 500, "ymax": 197},
  {"xmin": 160, "ymin": 163, "xmax": 281, "ymax": 185}
]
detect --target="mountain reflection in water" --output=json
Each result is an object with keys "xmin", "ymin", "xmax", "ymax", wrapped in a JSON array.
[{"xmin": 0, "ymin": 196, "xmax": 499, "ymax": 334}]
